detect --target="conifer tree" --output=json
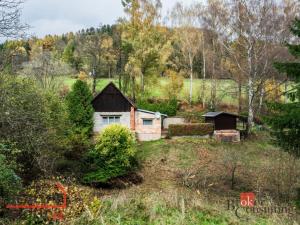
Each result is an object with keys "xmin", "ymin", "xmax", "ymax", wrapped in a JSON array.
[
  {"xmin": 66, "ymin": 80, "xmax": 94, "ymax": 137},
  {"xmin": 267, "ymin": 19, "xmax": 300, "ymax": 158}
]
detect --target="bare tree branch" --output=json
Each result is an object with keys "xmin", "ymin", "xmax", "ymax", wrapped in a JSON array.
[{"xmin": 0, "ymin": 0, "xmax": 28, "ymax": 38}]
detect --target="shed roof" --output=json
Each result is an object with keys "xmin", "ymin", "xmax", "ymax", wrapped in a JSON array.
[
  {"xmin": 202, "ymin": 111, "xmax": 239, "ymax": 118},
  {"xmin": 137, "ymin": 109, "xmax": 168, "ymax": 117}
]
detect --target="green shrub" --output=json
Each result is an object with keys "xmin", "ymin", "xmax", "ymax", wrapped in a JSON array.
[
  {"xmin": 83, "ymin": 124, "xmax": 137, "ymax": 183},
  {"xmin": 0, "ymin": 76, "xmax": 72, "ymax": 179},
  {"xmin": 137, "ymin": 98, "xmax": 178, "ymax": 116},
  {"xmin": 0, "ymin": 154, "xmax": 21, "ymax": 201},
  {"xmin": 168, "ymin": 123, "xmax": 214, "ymax": 137}
]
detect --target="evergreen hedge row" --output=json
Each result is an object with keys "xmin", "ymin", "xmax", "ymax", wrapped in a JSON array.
[{"xmin": 168, "ymin": 123, "xmax": 214, "ymax": 137}]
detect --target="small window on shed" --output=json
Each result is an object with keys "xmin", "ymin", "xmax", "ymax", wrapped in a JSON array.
[{"xmin": 143, "ymin": 119, "xmax": 153, "ymax": 126}]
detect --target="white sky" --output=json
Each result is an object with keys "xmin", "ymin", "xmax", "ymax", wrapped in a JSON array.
[{"xmin": 20, "ymin": 0, "xmax": 198, "ymax": 38}]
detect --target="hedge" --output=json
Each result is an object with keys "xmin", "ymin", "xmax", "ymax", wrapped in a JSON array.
[
  {"xmin": 137, "ymin": 98, "xmax": 178, "ymax": 117},
  {"xmin": 168, "ymin": 123, "xmax": 214, "ymax": 137}
]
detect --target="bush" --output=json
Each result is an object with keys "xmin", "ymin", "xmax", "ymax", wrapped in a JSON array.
[
  {"xmin": 83, "ymin": 125, "xmax": 137, "ymax": 183},
  {"xmin": 168, "ymin": 123, "xmax": 214, "ymax": 137},
  {"xmin": 163, "ymin": 70, "xmax": 184, "ymax": 99},
  {"xmin": 0, "ymin": 154, "xmax": 21, "ymax": 201},
  {"xmin": 0, "ymin": 76, "xmax": 71, "ymax": 180},
  {"xmin": 137, "ymin": 98, "xmax": 178, "ymax": 116}
]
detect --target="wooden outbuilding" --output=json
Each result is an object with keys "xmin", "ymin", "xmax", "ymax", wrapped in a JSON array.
[{"xmin": 202, "ymin": 112, "xmax": 240, "ymax": 130}]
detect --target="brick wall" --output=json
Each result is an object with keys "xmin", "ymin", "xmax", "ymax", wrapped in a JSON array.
[{"xmin": 135, "ymin": 111, "xmax": 162, "ymax": 141}]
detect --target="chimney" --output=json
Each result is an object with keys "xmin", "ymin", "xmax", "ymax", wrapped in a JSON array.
[{"xmin": 130, "ymin": 107, "xmax": 135, "ymax": 131}]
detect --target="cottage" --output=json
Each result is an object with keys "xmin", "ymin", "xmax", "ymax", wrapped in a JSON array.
[{"xmin": 92, "ymin": 82, "xmax": 167, "ymax": 141}]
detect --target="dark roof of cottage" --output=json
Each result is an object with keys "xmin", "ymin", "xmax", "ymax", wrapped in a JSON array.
[
  {"xmin": 202, "ymin": 111, "xmax": 239, "ymax": 118},
  {"xmin": 92, "ymin": 82, "xmax": 136, "ymax": 108}
]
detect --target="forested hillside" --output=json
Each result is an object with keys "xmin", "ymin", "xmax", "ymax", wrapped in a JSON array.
[
  {"xmin": 0, "ymin": 0, "xmax": 299, "ymax": 224},
  {"xmin": 1, "ymin": 0, "xmax": 298, "ymax": 123}
]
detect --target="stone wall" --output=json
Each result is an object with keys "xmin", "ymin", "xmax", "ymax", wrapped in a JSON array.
[{"xmin": 214, "ymin": 130, "xmax": 240, "ymax": 142}]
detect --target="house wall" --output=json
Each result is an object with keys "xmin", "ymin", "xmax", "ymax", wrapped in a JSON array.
[
  {"xmin": 135, "ymin": 111, "xmax": 161, "ymax": 141},
  {"xmin": 93, "ymin": 112, "xmax": 131, "ymax": 133}
]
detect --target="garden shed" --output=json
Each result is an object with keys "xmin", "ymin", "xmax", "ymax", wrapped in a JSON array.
[{"xmin": 202, "ymin": 112, "xmax": 240, "ymax": 130}]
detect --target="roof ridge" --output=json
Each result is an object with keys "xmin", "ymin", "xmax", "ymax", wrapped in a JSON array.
[{"xmin": 92, "ymin": 82, "xmax": 136, "ymax": 108}]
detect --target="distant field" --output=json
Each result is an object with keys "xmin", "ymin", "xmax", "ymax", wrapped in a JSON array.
[{"xmin": 63, "ymin": 77, "xmax": 245, "ymax": 106}]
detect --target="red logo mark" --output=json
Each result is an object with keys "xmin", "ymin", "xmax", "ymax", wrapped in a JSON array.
[
  {"xmin": 240, "ymin": 192, "xmax": 255, "ymax": 207},
  {"xmin": 6, "ymin": 182, "xmax": 67, "ymax": 221}
]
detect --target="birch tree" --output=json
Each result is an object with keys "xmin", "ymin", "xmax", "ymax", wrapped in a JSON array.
[
  {"xmin": 196, "ymin": 0, "xmax": 228, "ymax": 109},
  {"xmin": 171, "ymin": 3, "xmax": 202, "ymax": 104},
  {"xmin": 200, "ymin": 0, "xmax": 298, "ymax": 133},
  {"xmin": 227, "ymin": 0, "xmax": 298, "ymax": 132},
  {"xmin": 121, "ymin": 0, "xmax": 172, "ymax": 100}
]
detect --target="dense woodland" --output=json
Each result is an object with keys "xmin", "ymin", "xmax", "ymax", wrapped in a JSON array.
[{"xmin": 0, "ymin": 0, "xmax": 300, "ymax": 224}]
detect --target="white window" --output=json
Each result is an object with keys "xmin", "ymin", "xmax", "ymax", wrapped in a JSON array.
[
  {"xmin": 143, "ymin": 119, "xmax": 153, "ymax": 126},
  {"xmin": 102, "ymin": 116, "xmax": 121, "ymax": 125}
]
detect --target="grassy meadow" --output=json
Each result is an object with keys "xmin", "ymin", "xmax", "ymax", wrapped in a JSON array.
[{"xmin": 63, "ymin": 77, "xmax": 245, "ymax": 106}]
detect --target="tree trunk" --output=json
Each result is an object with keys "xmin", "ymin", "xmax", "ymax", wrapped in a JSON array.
[
  {"xmin": 189, "ymin": 53, "xmax": 193, "ymax": 105},
  {"xmin": 238, "ymin": 80, "xmax": 242, "ymax": 114},
  {"xmin": 210, "ymin": 39, "xmax": 217, "ymax": 110},
  {"xmin": 92, "ymin": 67, "xmax": 96, "ymax": 94},
  {"xmin": 210, "ymin": 60, "xmax": 216, "ymax": 110},
  {"xmin": 202, "ymin": 37, "xmax": 206, "ymax": 109},
  {"xmin": 132, "ymin": 76, "xmax": 136, "ymax": 102},
  {"xmin": 258, "ymin": 85, "xmax": 265, "ymax": 115},
  {"xmin": 247, "ymin": 44, "xmax": 255, "ymax": 134},
  {"xmin": 247, "ymin": 76, "xmax": 254, "ymax": 134}
]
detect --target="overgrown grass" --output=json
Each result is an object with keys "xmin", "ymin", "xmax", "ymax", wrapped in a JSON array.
[
  {"xmin": 69, "ymin": 194, "xmax": 234, "ymax": 225},
  {"xmin": 1, "ymin": 132, "xmax": 298, "ymax": 225}
]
